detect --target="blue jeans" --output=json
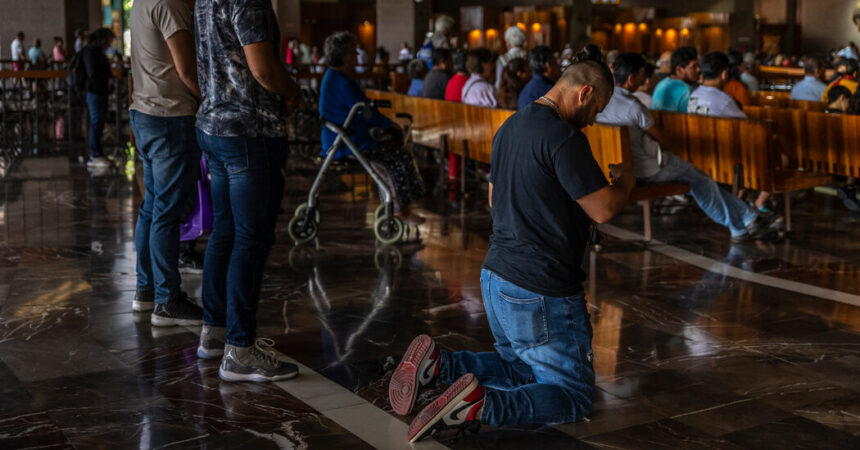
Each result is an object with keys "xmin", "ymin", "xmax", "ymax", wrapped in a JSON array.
[
  {"xmin": 196, "ymin": 130, "xmax": 286, "ymax": 347},
  {"xmin": 640, "ymin": 153, "xmax": 758, "ymax": 236},
  {"xmin": 439, "ymin": 269, "xmax": 595, "ymax": 427},
  {"xmin": 86, "ymin": 92, "xmax": 107, "ymax": 159},
  {"xmin": 131, "ymin": 111, "xmax": 198, "ymax": 304}
]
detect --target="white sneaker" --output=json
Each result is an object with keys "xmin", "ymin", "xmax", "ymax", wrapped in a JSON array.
[{"xmin": 87, "ymin": 156, "xmax": 111, "ymax": 168}]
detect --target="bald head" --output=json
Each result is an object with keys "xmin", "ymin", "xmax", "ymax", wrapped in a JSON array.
[
  {"xmin": 543, "ymin": 45, "xmax": 615, "ymax": 128},
  {"xmin": 557, "ymin": 60, "xmax": 614, "ymax": 102}
]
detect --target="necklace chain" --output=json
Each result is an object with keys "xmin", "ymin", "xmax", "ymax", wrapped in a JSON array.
[{"xmin": 538, "ymin": 96, "xmax": 560, "ymax": 116}]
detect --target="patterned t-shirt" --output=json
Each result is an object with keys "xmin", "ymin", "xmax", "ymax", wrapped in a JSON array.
[{"xmin": 195, "ymin": 0, "xmax": 285, "ymax": 137}]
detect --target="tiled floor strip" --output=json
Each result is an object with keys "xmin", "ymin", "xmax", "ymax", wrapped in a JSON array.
[{"xmin": 600, "ymin": 223, "xmax": 860, "ymax": 307}]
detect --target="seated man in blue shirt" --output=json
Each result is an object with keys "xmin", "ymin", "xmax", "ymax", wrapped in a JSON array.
[
  {"xmin": 320, "ymin": 32, "xmax": 425, "ymax": 222},
  {"xmin": 652, "ymin": 46, "xmax": 701, "ymax": 112},
  {"xmin": 790, "ymin": 56, "xmax": 828, "ymax": 101},
  {"xmin": 517, "ymin": 45, "xmax": 559, "ymax": 110}
]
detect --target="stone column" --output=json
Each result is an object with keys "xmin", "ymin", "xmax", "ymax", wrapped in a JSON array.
[
  {"xmin": 568, "ymin": 0, "xmax": 593, "ymax": 51},
  {"xmin": 377, "ymin": 0, "xmax": 417, "ymax": 64},
  {"xmin": 784, "ymin": 0, "xmax": 798, "ymax": 55},
  {"xmin": 272, "ymin": 0, "xmax": 301, "ymax": 41},
  {"xmin": 731, "ymin": 0, "xmax": 755, "ymax": 52}
]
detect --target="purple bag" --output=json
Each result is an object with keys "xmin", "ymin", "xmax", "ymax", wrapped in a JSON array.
[{"xmin": 180, "ymin": 156, "xmax": 213, "ymax": 242}]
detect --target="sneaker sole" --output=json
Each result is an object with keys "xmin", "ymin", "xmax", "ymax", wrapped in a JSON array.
[
  {"xmin": 218, "ymin": 367, "xmax": 299, "ymax": 383},
  {"xmin": 197, "ymin": 346, "xmax": 225, "ymax": 359},
  {"xmin": 408, "ymin": 373, "xmax": 477, "ymax": 443},
  {"xmin": 389, "ymin": 334, "xmax": 433, "ymax": 415},
  {"xmin": 150, "ymin": 315, "xmax": 203, "ymax": 327},
  {"xmin": 132, "ymin": 300, "xmax": 154, "ymax": 312}
]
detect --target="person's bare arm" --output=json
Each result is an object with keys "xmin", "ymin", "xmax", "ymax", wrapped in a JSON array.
[
  {"xmin": 488, "ymin": 183, "xmax": 493, "ymax": 208},
  {"xmin": 165, "ymin": 30, "xmax": 201, "ymax": 100},
  {"xmin": 243, "ymin": 41, "xmax": 300, "ymax": 99},
  {"xmin": 576, "ymin": 161, "xmax": 635, "ymax": 223}
]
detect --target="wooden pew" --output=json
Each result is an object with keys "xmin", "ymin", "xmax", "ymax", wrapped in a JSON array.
[
  {"xmin": 751, "ymin": 90, "xmax": 826, "ymax": 111},
  {"xmin": 744, "ymin": 106, "xmax": 860, "ymax": 179},
  {"xmin": 756, "ymin": 66, "xmax": 835, "ymax": 82},
  {"xmin": 653, "ymin": 110, "xmax": 832, "ymax": 230},
  {"xmin": 365, "ymin": 90, "xmax": 689, "ymax": 240}
]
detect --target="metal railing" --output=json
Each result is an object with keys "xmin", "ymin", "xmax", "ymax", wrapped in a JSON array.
[{"xmin": 0, "ymin": 69, "xmax": 129, "ymax": 162}]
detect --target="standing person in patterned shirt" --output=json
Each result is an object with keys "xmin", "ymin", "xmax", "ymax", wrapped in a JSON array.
[{"xmin": 194, "ymin": 0, "xmax": 301, "ymax": 382}]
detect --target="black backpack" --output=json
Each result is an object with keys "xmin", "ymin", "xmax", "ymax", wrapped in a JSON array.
[{"xmin": 66, "ymin": 50, "xmax": 87, "ymax": 95}]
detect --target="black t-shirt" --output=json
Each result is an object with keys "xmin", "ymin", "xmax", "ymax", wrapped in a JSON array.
[
  {"xmin": 483, "ymin": 102, "xmax": 608, "ymax": 297},
  {"xmin": 421, "ymin": 69, "xmax": 450, "ymax": 99}
]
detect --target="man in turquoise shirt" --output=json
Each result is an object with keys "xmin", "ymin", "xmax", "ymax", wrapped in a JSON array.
[{"xmin": 652, "ymin": 47, "xmax": 701, "ymax": 112}]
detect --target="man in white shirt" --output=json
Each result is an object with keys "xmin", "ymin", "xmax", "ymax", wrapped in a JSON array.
[
  {"xmin": 597, "ymin": 53, "xmax": 780, "ymax": 241},
  {"xmin": 74, "ymin": 30, "xmax": 87, "ymax": 53},
  {"xmin": 740, "ymin": 52, "xmax": 759, "ymax": 92},
  {"xmin": 356, "ymin": 43, "xmax": 369, "ymax": 74},
  {"xmin": 10, "ymin": 32, "xmax": 26, "ymax": 71},
  {"xmin": 688, "ymin": 51, "xmax": 746, "ymax": 119},
  {"xmin": 791, "ymin": 56, "xmax": 828, "ymax": 101}
]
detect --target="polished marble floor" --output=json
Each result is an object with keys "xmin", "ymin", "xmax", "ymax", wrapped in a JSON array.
[{"xmin": 1, "ymin": 152, "xmax": 860, "ymax": 449}]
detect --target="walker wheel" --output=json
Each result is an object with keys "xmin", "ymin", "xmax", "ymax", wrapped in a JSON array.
[
  {"xmin": 295, "ymin": 202, "xmax": 321, "ymax": 223},
  {"xmin": 288, "ymin": 213, "xmax": 319, "ymax": 245},
  {"xmin": 374, "ymin": 245, "xmax": 403, "ymax": 270},
  {"xmin": 374, "ymin": 216, "xmax": 404, "ymax": 244},
  {"xmin": 288, "ymin": 244, "xmax": 318, "ymax": 270}
]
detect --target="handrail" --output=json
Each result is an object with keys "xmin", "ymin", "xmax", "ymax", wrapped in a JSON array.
[{"xmin": 0, "ymin": 70, "xmax": 65, "ymax": 79}]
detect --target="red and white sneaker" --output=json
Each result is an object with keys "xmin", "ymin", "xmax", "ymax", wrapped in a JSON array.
[
  {"xmin": 389, "ymin": 334, "xmax": 441, "ymax": 415},
  {"xmin": 407, "ymin": 373, "xmax": 484, "ymax": 443}
]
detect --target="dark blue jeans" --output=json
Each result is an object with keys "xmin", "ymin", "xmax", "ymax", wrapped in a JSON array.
[
  {"xmin": 86, "ymin": 92, "xmax": 107, "ymax": 159},
  {"xmin": 196, "ymin": 130, "xmax": 286, "ymax": 347},
  {"xmin": 131, "ymin": 111, "xmax": 198, "ymax": 304},
  {"xmin": 439, "ymin": 269, "xmax": 595, "ymax": 427}
]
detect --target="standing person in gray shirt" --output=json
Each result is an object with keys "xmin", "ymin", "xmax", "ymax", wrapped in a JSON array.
[{"xmin": 129, "ymin": 0, "xmax": 204, "ymax": 324}]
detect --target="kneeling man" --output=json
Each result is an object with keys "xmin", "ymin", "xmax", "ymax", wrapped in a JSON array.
[{"xmin": 388, "ymin": 46, "xmax": 635, "ymax": 442}]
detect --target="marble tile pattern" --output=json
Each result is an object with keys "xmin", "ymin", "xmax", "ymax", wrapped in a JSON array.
[{"xmin": 0, "ymin": 154, "xmax": 859, "ymax": 449}]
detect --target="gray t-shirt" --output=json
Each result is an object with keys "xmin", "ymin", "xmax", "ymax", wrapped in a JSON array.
[
  {"xmin": 596, "ymin": 87, "xmax": 662, "ymax": 178},
  {"xmin": 688, "ymin": 85, "xmax": 746, "ymax": 119},
  {"xmin": 129, "ymin": 0, "xmax": 199, "ymax": 117}
]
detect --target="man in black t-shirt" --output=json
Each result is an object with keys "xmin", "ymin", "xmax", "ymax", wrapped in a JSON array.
[{"xmin": 389, "ymin": 48, "xmax": 636, "ymax": 442}]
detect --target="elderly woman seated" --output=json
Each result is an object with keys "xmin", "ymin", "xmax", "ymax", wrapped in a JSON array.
[{"xmin": 319, "ymin": 31, "xmax": 426, "ymax": 223}]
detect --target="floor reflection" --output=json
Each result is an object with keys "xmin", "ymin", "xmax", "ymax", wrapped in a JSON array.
[{"xmin": 0, "ymin": 154, "xmax": 859, "ymax": 448}]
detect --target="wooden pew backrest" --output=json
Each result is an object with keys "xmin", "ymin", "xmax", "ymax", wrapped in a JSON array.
[
  {"xmin": 366, "ymin": 89, "xmax": 632, "ymax": 180},
  {"xmin": 652, "ymin": 111, "xmax": 775, "ymax": 191},
  {"xmin": 751, "ymin": 90, "xmax": 826, "ymax": 112},
  {"xmin": 745, "ymin": 105, "xmax": 860, "ymax": 178}
]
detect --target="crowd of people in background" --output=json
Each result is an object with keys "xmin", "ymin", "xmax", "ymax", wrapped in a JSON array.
[{"xmin": 8, "ymin": 17, "xmax": 860, "ymax": 215}]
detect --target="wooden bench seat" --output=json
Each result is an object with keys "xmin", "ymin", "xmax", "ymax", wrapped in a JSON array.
[{"xmin": 365, "ymin": 89, "xmax": 687, "ymax": 240}]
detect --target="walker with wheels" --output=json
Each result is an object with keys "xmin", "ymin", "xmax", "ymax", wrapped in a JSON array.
[{"xmin": 288, "ymin": 99, "xmax": 418, "ymax": 245}]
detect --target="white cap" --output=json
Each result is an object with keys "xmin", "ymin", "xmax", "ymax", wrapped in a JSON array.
[{"xmin": 504, "ymin": 26, "xmax": 526, "ymax": 46}]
